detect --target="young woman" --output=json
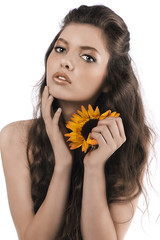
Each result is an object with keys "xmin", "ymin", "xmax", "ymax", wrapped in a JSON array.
[{"xmin": 0, "ymin": 4, "xmax": 151, "ymax": 240}]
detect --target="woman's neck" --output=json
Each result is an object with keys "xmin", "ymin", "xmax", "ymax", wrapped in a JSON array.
[{"xmin": 58, "ymin": 100, "xmax": 88, "ymax": 122}]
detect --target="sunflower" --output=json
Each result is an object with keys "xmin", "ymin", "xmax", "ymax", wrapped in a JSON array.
[{"xmin": 64, "ymin": 104, "xmax": 120, "ymax": 153}]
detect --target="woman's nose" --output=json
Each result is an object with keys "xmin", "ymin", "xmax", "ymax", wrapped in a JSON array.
[{"xmin": 60, "ymin": 57, "xmax": 74, "ymax": 71}]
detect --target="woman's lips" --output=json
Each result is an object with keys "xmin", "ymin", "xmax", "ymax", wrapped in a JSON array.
[
  {"xmin": 52, "ymin": 71, "xmax": 72, "ymax": 84},
  {"xmin": 52, "ymin": 76, "xmax": 71, "ymax": 85}
]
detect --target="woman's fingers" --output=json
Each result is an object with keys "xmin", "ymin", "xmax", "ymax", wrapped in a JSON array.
[
  {"xmin": 52, "ymin": 108, "xmax": 62, "ymax": 128},
  {"xmin": 90, "ymin": 117, "xmax": 126, "ymax": 149},
  {"xmin": 42, "ymin": 86, "xmax": 49, "ymax": 111},
  {"xmin": 41, "ymin": 86, "xmax": 73, "ymax": 165},
  {"xmin": 42, "ymin": 86, "xmax": 54, "ymax": 123},
  {"xmin": 98, "ymin": 118, "xmax": 120, "ymax": 140},
  {"xmin": 91, "ymin": 125, "xmax": 113, "ymax": 146},
  {"xmin": 42, "ymin": 86, "xmax": 48, "ymax": 119},
  {"xmin": 115, "ymin": 117, "xmax": 126, "ymax": 142},
  {"xmin": 98, "ymin": 117, "xmax": 126, "ymax": 141},
  {"xmin": 91, "ymin": 126, "xmax": 118, "ymax": 153},
  {"xmin": 41, "ymin": 86, "xmax": 62, "ymax": 128},
  {"xmin": 44, "ymin": 95, "xmax": 54, "ymax": 123}
]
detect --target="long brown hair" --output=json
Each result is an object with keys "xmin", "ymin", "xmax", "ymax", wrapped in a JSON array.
[{"xmin": 27, "ymin": 5, "xmax": 151, "ymax": 239}]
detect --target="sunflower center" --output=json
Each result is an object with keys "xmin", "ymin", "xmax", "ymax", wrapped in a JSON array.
[{"xmin": 81, "ymin": 119, "xmax": 99, "ymax": 140}]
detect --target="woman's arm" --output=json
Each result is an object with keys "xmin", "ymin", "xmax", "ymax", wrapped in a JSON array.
[
  {"xmin": 81, "ymin": 117, "xmax": 139, "ymax": 240},
  {"xmin": 25, "ymin": 164, "xmax": 72, "ymax": 240},
  {"xmin": 0, "ymin": 121, "xmax": 72, "ymax": 240},
  {"xmin": 81, "ymin": 164, "xmax": 139, "ymax": 240},
  {"xmin": 81, "ymin": 164, "xmax": 117, "ymax": 240}
]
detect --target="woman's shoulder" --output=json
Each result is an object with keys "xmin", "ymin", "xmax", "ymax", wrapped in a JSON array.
[{"xmin": 0, "ymin": 119, "xmax": 34, "ymax": 154}]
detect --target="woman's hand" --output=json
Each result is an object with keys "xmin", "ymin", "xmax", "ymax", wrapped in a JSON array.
[
  {"xmin": 83, "ymin": 117, "xmax": 126, "ymax": 169},
  {"xmin": 42, "ymin": 86, "xmax": 73, "ymax": 168}
]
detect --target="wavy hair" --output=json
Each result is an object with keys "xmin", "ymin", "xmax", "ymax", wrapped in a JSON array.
[{"xmin": 27, "ymin": 5, "xmax": 151, "ymax": 240}]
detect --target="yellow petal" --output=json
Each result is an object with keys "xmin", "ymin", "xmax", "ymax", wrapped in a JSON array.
[
  {"xmin": 64, "ymin": 133, "xmax": 71, "ymax": 137},
  {"xmin": 87, "ymin": 133, "xmax": 98, "ymax": 145},
  {"xmin": 115, "ymin": 113, "xmax": 120, "ymax": 117},
  {"xmin": 81, "ymin": 105, "xmax": 89, "ymax": 118},
  {"xmin": 82, "ymin": 140, "xmax": 89, "ymax": 153},
  {"xmin": 71, "ymin": 114, "xmax": 84, "ymax": 123},
  {"xmin": 65, "ymin": 121, "xmax": 80, "ymax": 132},
  {"xmin": 94, "ymin": 106, "xmax": 100, "ymax": 118},
  {"xmin": 69, "ymin": 142, "xmax": 83, "ymax": 150},
  {"xmin": 69, "ymin": 146, "xmax": 77, "ymax": 150},
  {"xmin": 65, "ymin": 132, "xmax": 82, "ymax": 137},
  {"xmin": 77, "ymin": 110, "xmax": 89, "ymax": 120},
  {"xmin": 99, "ymin": 110, "xmax": 111, "ymax": 120},
  {"xmin": 67, "ymin": 134, "xmax": 84, "ymax": 143},
  {"xmin": 88, "ymin": 104, "xmax": 95, "ymax": 118},
  {"xmin": 108, "ymin": 112, "xmax": 117, "ymax": 117}
]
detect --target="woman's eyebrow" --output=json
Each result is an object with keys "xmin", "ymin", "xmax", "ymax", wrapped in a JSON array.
[
  {"xmin": 57, "ymin": 38, "xmax": 100, "ymax": 55},
  {"xmin": 80, "ymin": 46, "xmax": 100, "ymax": 55},
  {"xmin": 57, "ymin": 38, "xmax": 68, "ymax": 45}
]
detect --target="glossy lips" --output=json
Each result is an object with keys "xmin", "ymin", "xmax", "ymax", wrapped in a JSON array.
[{"xmin": 52, "ymin": 71, "xmax": 72, "ymax": 84}]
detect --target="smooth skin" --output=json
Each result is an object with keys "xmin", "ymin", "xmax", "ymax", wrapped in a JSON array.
[
  {"xmin": 47, "ymin": 23, "xmax": 109, "ymax": 121},
  {"xmin": 0, "ymin": 23, "xmax": 141, "ymax": 240},
  {"xmin": 42, "ymin": 85, "xmax": 73, "ymax": 166},
  {"xmin": 0, "ymin": 94, "xmax": 138, "ymax": 240}
]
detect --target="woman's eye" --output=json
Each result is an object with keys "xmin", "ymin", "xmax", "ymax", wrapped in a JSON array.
[
  {"xmin": 82, "ymin": 54, "xmax": 96, "ymax": 63},
  {"xmin": 54, "ymin": 46, "xmax": 66, "ymax": 53}
]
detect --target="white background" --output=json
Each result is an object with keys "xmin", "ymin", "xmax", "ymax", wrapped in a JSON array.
[{"xmin": 0, "ymin": 0, "xmax": 160, "ymax": 239}]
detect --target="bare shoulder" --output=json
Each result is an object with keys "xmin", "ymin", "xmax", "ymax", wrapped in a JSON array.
[
  {"xmin": 0, "ymin": 120, "xmax": 34, "ymax": 167},
  {"xmin": 0, "ymin": 120, "xmax": 35, "ymax": 238},
  {"xmin": 0, "ymin": 120, "xmax": 33, "ymax": 151}
]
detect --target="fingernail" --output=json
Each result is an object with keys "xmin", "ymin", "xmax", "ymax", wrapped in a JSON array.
[{"xmin": 57, "ymin": 108, "xmax": 61, "ymax": 112}]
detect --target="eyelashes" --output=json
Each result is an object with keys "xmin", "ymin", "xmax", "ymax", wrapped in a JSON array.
[
  {"xmin": 54, "ymin": 46, "xmax": 96, "ymax": 63},
  {"xmin": 81, "ymin": 54, "xmax": 96, "ymax": 63},
  {"xmin": 54, "ymin": 46, "xmax": 66, "ymax": 53}
]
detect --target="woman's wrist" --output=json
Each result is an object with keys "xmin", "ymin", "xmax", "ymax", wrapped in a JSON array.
[
  {"xmin": 84, "ymin": 161, "xmax": 105, "ymax": 174},
  {"xmin": 54, "ymin": 161, "xmax": 73, "ymax": 173}
]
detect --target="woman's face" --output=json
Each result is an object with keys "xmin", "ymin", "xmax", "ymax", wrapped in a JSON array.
[{"xmin": 47, "ymin": 23, "xmax": 110, "ymax": 104}]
